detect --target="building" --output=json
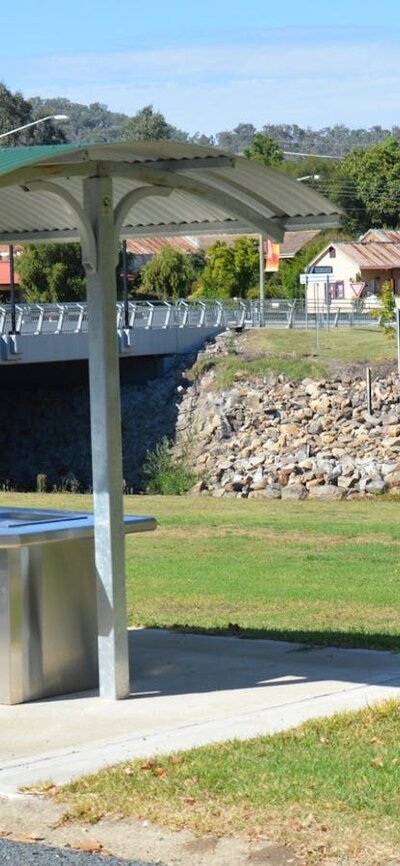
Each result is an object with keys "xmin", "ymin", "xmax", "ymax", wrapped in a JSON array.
[
  {"xmin": 302, "ymin": 230, "xmax": 400, "ymax": 311},
  {"xmin": 0, "ymin": 246, "xmax": 21, "ymax": 302}
]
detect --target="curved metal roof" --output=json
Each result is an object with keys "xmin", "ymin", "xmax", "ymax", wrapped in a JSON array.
[
  {"xmin": 0, "ymin": 140, "xmax": 344, "ymax": 702},
  {"xmin": 0, "ymin": 141, "xmax": 342, "ymax": 245}
]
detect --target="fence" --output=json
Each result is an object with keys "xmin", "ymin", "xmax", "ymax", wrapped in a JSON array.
[{"xmin": 0, "ymin": 298, "xmax": 382, "ymax": 337}]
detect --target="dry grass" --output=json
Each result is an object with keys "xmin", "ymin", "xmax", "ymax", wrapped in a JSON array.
[{"xmin": 40, "ymin": 699, "xmax": 400, "ymax": 866}]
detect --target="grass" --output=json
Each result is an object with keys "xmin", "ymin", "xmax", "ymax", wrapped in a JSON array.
[
  {"xmin": 2, "ymin": 491, "xmax": 400, "ymax": 651},
  {"xmin": 122, "ymin": 495, "xmax": 400, "ymax": 652},
  {"xmin": 240, "ymin": 326, "xmax": 396, "ymax": 364},
  {"xmin": 188, "ymin": 327, "xmax": 396, "ymax": 388},
  {"xmin": 42, "ymin": 699, "xmax": 400, "ymax": 865}
]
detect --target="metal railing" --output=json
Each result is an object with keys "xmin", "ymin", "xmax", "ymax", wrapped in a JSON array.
[{"xmin": 0, "ymin": 298, "xmax": 382, "ymax": 336}]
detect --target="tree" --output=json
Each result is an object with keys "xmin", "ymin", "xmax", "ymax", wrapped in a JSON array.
[
  {"xmin": 121, "ymin": 105, "xmax": 187, "ymax": 142},
  {"xmin": 332, "ymin": 137, "xmax": 400, "ymax": 231},
  {"xmin": 30, "ymin": 96, "xmax": 127, "ymax": 143},
  {"xmin": 0, "ymin": 82, "xmax": 66, "ymax": 146},
  {"xmin": 195, "ymin": 237, "xmax": 259, "ymax": 299},
  {"xmin": 230, "ymin": 237, "xmax": 260, "ymax": 297},
  {"xmin": 139, "ymin": 248, "xmax": 197, "ymax": 299},
  {"xmin": 216, "ymin": 123, "xmax": 257, "ymax": 153},
  {"xmin": 244, "ymin": 133, "xmax": 284, "ymax": 166},
  {"xmin": 17, "ymin": 243, "xmax": 86, "ymax": 302},
  {"xmin": 195, "ymin": 242, "xmax": 236, "ymax": 298}
]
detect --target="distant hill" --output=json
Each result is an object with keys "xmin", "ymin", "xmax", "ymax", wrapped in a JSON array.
[{"xmin": 29, "ymin": 96, "xmax": 400, "ymax": 156}]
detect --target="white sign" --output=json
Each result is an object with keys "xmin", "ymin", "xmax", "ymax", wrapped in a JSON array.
[{"xmin": 300, "ymin": 273, "xmax": 331, "ymax": 284}]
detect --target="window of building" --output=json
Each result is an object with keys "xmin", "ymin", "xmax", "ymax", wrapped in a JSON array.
[{"xmin": 330, "ymin": 281, "xmax": 344, "ymax": 300}]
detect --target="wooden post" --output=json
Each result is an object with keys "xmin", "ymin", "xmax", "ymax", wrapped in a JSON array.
[{"xmin": 366, "ymin": 367, "xmax": 372, "ymax": 415}]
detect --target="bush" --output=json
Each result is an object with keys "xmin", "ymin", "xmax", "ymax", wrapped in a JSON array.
[
  {"xmin": 143, "ymin": 437, "xmax": 197, "ymax": 495},
  {"xmin": 369, "ymin": 279, "xmax": 395, "ymax": 338}
]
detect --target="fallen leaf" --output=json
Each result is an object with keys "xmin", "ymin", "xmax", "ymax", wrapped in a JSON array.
[
  {"xmin": 302, "ymin": 813, "xmax": 315, "ymax": 828},
  {"xmin": 69, "ymin": 840, "xmax": 103, "ymax": 853},
  {"xmin": 123, "ymin": 767, "xmax": 134, "ymax": 775},
  {"xmin": 12, "ymin": 835, "xmax": 45, "ymax": 844},
  {"xmin": 185, "ymin": 797, "xmax": 196, "ymax": 805},
  {"xmin": 371, "ymin": 757, "xmax": 384, "ymax": 767},
  {"xmin": 154, "ymin": 767, "xmax": 167, "ymax": 778}
]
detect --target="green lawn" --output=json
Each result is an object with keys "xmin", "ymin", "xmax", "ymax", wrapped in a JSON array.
[
  {"xmin": 241, "ymin": 326, "xmax": 396, "ymax": 364},
  {"xmin": 189, "ymin": 326, "xmax": 396, "ymax": 387},
  {"xmin": 124, "ymin": 496, "xmax": 400, "ymax": 650},
  {"xmin": 2, "ymin": 491, "xmax": 400, "ymax": 651}
]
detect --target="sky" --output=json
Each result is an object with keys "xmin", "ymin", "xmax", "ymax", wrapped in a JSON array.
[{"xmin": 2, "ymin": 0, "xmax": 400, "ymax": 135}]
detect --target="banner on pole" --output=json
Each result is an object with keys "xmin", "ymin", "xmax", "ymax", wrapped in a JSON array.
[{"xmin": 265, "ymin": 240, "xmax": 280, "ymax": 272}]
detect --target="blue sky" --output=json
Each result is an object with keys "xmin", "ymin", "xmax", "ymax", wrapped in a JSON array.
[{"xmin": 3, "ymin": 0, "xmax": 400, "ymax": 135}]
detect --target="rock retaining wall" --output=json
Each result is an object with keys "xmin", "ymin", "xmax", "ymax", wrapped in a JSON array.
[{"xmin": 174, "ymin": 337, "xmax": 400, "ymax": 500}]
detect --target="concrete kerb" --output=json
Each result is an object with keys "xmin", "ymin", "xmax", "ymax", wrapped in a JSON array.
[{"xmin": 0, "ymin": 629, "xmax": 399, "ymax": 795}]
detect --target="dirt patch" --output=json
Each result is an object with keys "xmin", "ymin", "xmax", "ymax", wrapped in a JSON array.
[
  {"xmin": 0, "ymin": 794, "xmax": 302, "ymax": 865},
  {"xmin": 325, "ymin": 359, "xmax": 397, "ymax": 380},
  {"xmin": 1, "ymin": 793, "xmax": 398, "ymax": 866}
]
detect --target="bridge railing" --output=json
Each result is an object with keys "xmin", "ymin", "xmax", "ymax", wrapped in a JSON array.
[{"xmin": 0, "ymin": 298, "xmax": 381, "ymax": 336}]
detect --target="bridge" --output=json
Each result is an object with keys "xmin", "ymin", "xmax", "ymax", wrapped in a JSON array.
[
  {"xmin": 0, "ymin": 298, "xmax": 376, "ymax": 367},
  {"xmin": 0, "ymin": 299, "xmax": 231, "ymax": 366}
]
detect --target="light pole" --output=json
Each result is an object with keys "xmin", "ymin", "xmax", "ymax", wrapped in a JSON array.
[
  {"xmin": 0, "ymin": 114, "xmax": 69, "ymax": 140},
  {"xmin": 1, "ymin": 115, "xmax": 69, "ymax": 332},
  {"xmin": 284, "ymin": 151, "xmax": 339, "ymax": 160},
  {"xmin": 297, "ymin": 174, "xmax": 320, "ymax": 182},
  {"xmin": 259, "ymin": 234, "xmax": 265, "ymax": 327}
]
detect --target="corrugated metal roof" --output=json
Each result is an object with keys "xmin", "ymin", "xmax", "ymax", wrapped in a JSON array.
[
  {"xmin": 279, "ymin": 230, "xmax": 320, "ymax": 258},
  {"xmin": 126, "ymin": 230, "xmax": 321, "ymax": 258},
  {"xmin": 0, "ymin": 142, "xmax": 343, "ymax": 245},
  {"xmin": 335, "ymin": 242, "xmax": 400, "ymax": 269},
  {"xmin": 126, "ymin": 236, "xmax": 198, "ymax": 255},
  {"xmin": 359, "ymin": 229, "xmax": 400, "ymax": 244}
]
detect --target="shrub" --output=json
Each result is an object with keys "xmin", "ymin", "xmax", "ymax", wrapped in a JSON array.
[
  {"xmin": 369, "ymin": 279, "xmax": 395, "ymax": 338},
  {"xmin": 143, "ymin": 437, "xmax": 197, "ymax": 495}
]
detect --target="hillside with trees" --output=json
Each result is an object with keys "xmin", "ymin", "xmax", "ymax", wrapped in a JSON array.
[{"xmin": 27, "ymin": 93, "xmax": 400, "ymax": 157}]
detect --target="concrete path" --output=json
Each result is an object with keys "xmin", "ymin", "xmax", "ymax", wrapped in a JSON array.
[{"xmin": 1, "ymin": 629, "xmax": 400, "ymax": 795}]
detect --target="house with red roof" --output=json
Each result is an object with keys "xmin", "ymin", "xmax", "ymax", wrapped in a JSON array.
[{"xmin": 302, "ymin": 230, "xmax": 400, "ymax": 311}]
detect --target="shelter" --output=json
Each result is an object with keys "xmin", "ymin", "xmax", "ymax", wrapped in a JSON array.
[{"xmin": 0, "ymin": 142, "xmax": 342, "ymax": 700}]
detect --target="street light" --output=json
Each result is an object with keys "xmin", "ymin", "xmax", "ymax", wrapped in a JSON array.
[
  {"xmin": 0, "ymin": 114, "xmax": 69, "ymax": 140},
  {"xmin": 284, "ymin": 151, "xmax": 339, "ymax": 160},
  {"xmin": 297, "ymin": 174, "xmax": 320, "ymax": 182}
]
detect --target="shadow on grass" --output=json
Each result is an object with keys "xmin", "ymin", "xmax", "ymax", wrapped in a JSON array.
[{"xmin": 141, "ymin": 622, "xmax": 400, "ymax": 653}]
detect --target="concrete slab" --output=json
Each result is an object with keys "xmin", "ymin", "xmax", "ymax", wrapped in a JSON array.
[{"xmin": 1, "ymin": 629, "xmax": 399, "ymax": 795}]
